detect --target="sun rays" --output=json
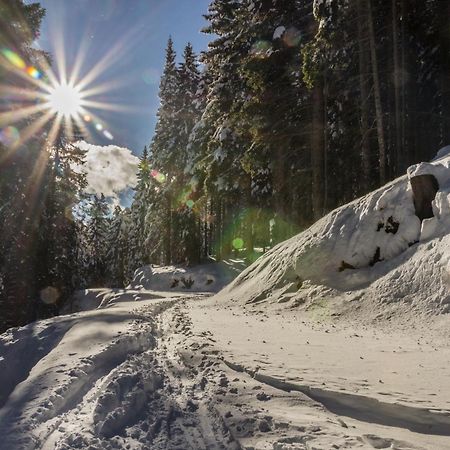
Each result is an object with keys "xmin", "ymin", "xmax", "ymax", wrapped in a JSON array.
[{"xmin": 0, "ymin": 32, "xmax": 137, "ymax": 152}]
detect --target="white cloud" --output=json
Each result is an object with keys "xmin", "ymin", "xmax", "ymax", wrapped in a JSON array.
[{"xmin": 76, "ymin": 141, "xmax": 139, "ymax": 206}]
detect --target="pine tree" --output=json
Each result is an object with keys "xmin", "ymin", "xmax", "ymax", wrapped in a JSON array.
[
  {"xmin": 147, "ymin": 39, "xmax": 203, "ymax": 264},
  {"xmin": 200, "ymin": 0, "xmax": 254, "ymax": 258},
  {"xmin": 237, "ymin": 0, "xmax": 311, "ymax": 233},
  {"xmin": 127, "ymin": 0, "xmax": 450, "ymax": 280},
  {"xmin": 172, "ymin": 43, "xmax": 202, "ymax": 264},
  {"xmin": 105, "ymin": 206, "xmax": 129, "ymax": 287},
  {"xmin": 127, "ymin": 146, "xmax": 151, "ymax": 272},
  {"xmin": 149, "ymin": 38, "xmax": 179, "ymax": 264}
]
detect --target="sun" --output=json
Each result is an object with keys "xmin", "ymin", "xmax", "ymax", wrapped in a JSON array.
[
  {"xmin": 46, "ymin": 82, "xmax": 82, "ymax": 117},
  {"xmin": 0, "ymin": 26, "xmax": 135, "ymax": 148}
]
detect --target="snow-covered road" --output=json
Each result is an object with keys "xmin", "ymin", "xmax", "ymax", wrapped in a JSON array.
[{"xmin": 1, "ymin": 293, "xmax": 450, "ymax": 449}]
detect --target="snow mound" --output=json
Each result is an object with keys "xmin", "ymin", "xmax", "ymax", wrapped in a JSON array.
[
  {"xmin": 220, "ymin": 148, "xmax": 450, "ymax": 314},
  {"xmin": 0, "ymin": 302, "xmax": 162, "ymax": 450},
  {"xmin": 128, "ymin": 260, "xmax": 245, "ymax": 293}
]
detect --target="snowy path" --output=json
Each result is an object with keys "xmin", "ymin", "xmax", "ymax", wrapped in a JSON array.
[
  {"xmin": 2, "ymin": 293, "xmax": 450, "ymax": 449},
  {"xmin": 186, "ymin": 300, "xmax": 450, "ymax": 411},
  {"xmin": 181, "ymin": 297, "xmax": 450, "ymax": 449}
]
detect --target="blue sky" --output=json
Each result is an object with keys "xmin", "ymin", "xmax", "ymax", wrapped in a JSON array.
[{"xmin": 30, "ymin": 0, "xmax": 212, "ymax": 156}]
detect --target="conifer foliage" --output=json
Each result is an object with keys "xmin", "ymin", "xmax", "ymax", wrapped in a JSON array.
[{"xmin": 127, "ymin": 0, "xmax": 450, "ymax": 271}]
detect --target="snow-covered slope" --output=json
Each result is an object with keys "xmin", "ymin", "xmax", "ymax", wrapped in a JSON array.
[
  {"xmin": 221, "ymin": 148, "xmax": 450, "ymax": 315},
  {"xmin": 0, "ymin": 301, "xmax": 168, "ymax": 449}
]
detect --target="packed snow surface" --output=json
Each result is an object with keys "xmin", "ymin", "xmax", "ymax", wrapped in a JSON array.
[
  {"xmin": 65, "ymin": 260, "xmax": 245, "ymax": 313},
  {"xmin": 1, "ymin": 293, "xmax": 450, "ymax": 449}
]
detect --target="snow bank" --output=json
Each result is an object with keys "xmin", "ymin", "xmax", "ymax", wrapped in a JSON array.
[
  {"xmin": 63, "ymin": 288, "xmax": 169, "ymax": 313},
  {"xmin": 63, "ymin": 260, "xmax": 246, "ymax": 313},
  {"xmin": 128, "ymin": 260, "xmax": 245, "ymax": 293},
  {"xmin": 220, "ymin": 148, "xmax": 450, "ymax": 314},
  {"xmin": 0, "ymin": 300, "xmax": 169, "ymax": 449}
]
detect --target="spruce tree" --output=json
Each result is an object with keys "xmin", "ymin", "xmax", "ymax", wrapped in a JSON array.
[
  {"xmin": 200, "ymin": 0, "xmax": 254, "ymax": 258},
  {"xmin": 36, "ymin": 138, "xmax": 87, "ymax": 315},
  {"xmin": 149, "ymin": 38, "xmax": 179, "ymax": 264},
  {"xmin": 127, "ymin": 146, "xmax": 151, "ymax": 272},
  {"xmin": 105, "ymin": 206, "xmax": 129, "ymax": 287},
  {"xmin": 173, "ymin": 43, "xmax": 202, "ymax": 264}
]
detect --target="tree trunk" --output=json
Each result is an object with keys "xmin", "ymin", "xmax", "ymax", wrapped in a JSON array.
[
  {"xmin": 367, "ymin": 0, "xmax": 387, "ymax": 184},
  {"xmin": 323, "ymin": 74, "xmax": 328, "ymax": 211},
  {"xmin": 165, "ymin": 193, "xmax": 172, "ymax": 265},
  {"xmin": 356, "ymin": 0, "xmax": 371, "ymax": 189},
  {"xmin": 439, "ymin": 1, "xmax": 450, "ymax": 146},
  {"xmin": 400, "ymin": 0, "xmax": 407, "ymax": 165},
  {"xmin": 392, "ymin": 0, "xmax": 402, "ymax": 174}
]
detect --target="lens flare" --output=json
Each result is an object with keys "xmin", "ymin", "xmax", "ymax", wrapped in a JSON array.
[
  {"xmin": 26, "ymin": 66, "xmax": 42, "ymax": 79},
  {"xmin": 283, "ymin": 27, "xmax": 302, "ymax": 47},
  {"xmin": 0, "ymin": 13, "xmax": 139, "ymax": 150},
  {"xmin": 232, "ymin": 237, "xmax": 244, "ymax": 250},
  {"xmin": 250, "ymin": 40, "xmax": 272, "ymax": 58},
  {"xmin": 0, "ymin": 126, "xmax": 20, "ymax": 146},
  {"xmin": 40, "ymin": 286, "xmax": 60, "ymax": 304},
  {"xmin": 1, "ymin": 48, "xmax": 26, "ymax": 69},
  {"xmin": 103, "ymin": 130, "xmax": 113, "ymax": 140},
  {"xmin": 1, "ymin": 49, "xmax": 42, "ymax": 81},
  {"xmin": 151, "ymin": 169, "xmax": 166, "ymax": 183}
]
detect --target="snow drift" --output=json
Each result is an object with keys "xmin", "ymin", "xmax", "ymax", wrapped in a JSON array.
[
  {"xmin": 128, "ymin": 260, "xmax": 245, "ymax": 293},
  {"xmin": 64, "ymin": 260, "xmax": 246, "ymax": 313},
  {"xmin": 221, "ymin": 148, "xmax": 450, "ymax": 314}
]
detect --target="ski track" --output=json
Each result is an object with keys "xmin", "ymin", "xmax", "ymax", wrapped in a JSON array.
[
  {"xmin": 2, "ymin": 295, "xmax": 450, "ymax": 449},
  {"xmin": 222, "ymin": 359, "xmax": 450, "ymax": 436},
  {"xmin": 169, "ymin": 300, "xmax": 450, "ymax": 450}
]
